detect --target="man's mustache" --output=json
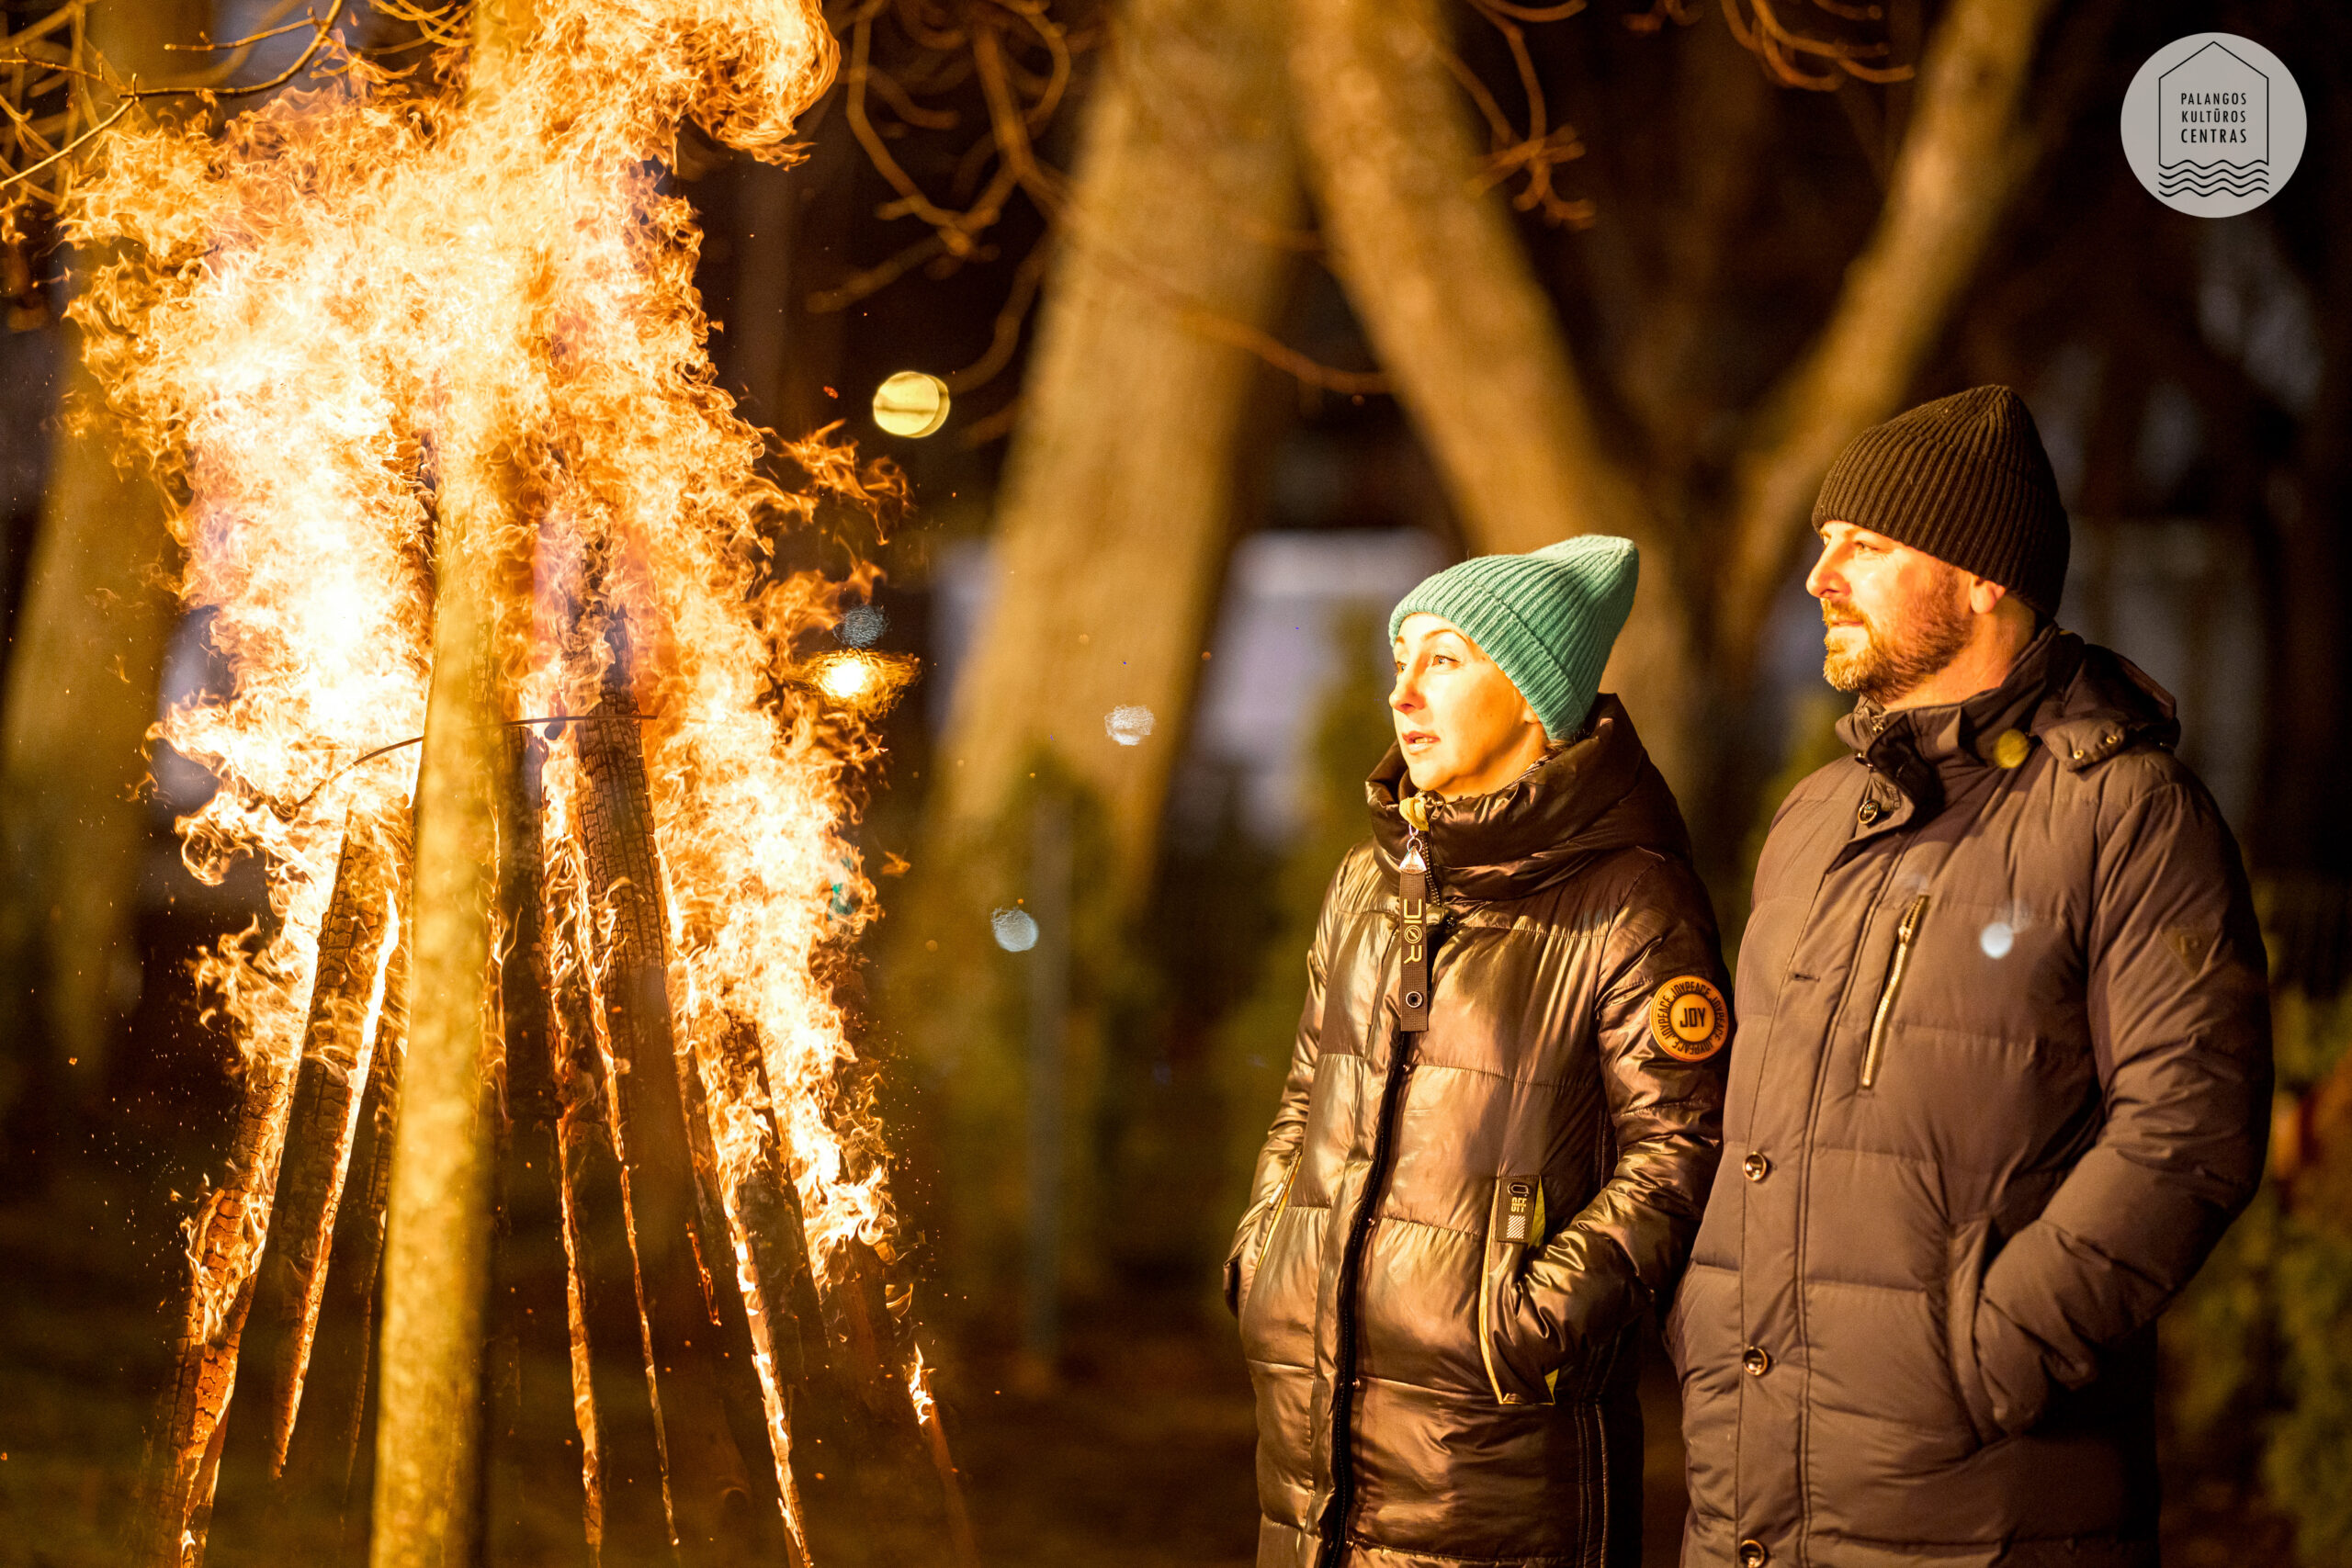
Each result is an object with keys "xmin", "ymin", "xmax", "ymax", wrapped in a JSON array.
[{"xmin": 1820, "ymin": 596, "xmax": 1869, "ymax": 629}]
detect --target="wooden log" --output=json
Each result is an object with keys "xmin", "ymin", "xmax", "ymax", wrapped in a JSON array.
[
  {"xmin": 485, "ymin": 728, "xmax": 582, "ymax": 1556},
  {"xmin": 257, "ymin": 808, "xmax": 415, "ymax": 1481},
  {"xmin": 368, "ymin": 388, "xmax": 509, "ymax": 1568},
  {"xmin": 133, "ymin": 1032, "xmax": 294, "ymax": 1568},
  {"xmin": 570, "ymin": 676, "xmax": 766, "ymax": 1563},
  {"xmin": 135, "ymin": 807, "xmax": 413, "ymax": 1567},
  {"xmin": 325, "ymin": 906, "xmax": 408, "ymax": 1513},
  {"xmin": 547, "ymin": 900, "xmax": 622, "ymax": 1562},
  {"xmin": 694, "ymin": 1024, "xmax": 826, "ymax": 1563},
  {"xmin": 266, "ymin": 884, "xmax": 412, "ymax": 1539}
]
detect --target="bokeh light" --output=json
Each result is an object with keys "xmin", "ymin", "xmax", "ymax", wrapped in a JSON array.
[
  {"xmin": 991, "ymin": 907, "xmax": 1039, "ymax": 952},
  {"xmin": 872, "ymin": 370, "xmax": 950, "ymax": 437},
  {"xmin": 1105, "ymin": 704, "xmax": 1155, "ymax": 747}
]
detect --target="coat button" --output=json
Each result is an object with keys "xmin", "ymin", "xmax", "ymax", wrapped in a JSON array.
[
  {"xmin": 1743, "ymin": 1345, "xmax": 1772, "ymax": 1376},
  {"xmin": 1739, "ymin": 1540, "xmax": 1770, "ymax": 1568},
  {"xmin": 1857, "ymin": 798, "xmax": 1882, "ymax": 827},
  {"xmin": 1743, "ymin": 1151, "xmax": 1770, "ymax": 1182}
]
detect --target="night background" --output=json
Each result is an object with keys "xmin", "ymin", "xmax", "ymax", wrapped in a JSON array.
[{"xmin": 1, "ymin": 0, "xmax": 2346, "ymax": 1562}]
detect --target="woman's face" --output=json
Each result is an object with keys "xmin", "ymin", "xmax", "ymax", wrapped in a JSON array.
[{"xmin": 1390, "ymin": 614, "xmax": 1548, "ymax": 799}]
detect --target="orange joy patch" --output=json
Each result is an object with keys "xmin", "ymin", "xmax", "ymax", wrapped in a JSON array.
[{"xmin": 1650, "ymin": 976, "xmax": 1730, "ymax": 1062}]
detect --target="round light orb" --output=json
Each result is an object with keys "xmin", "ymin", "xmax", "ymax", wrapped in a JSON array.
[
  {"xmin": 1979, "ymin": 920, "xmax": 2015, "ymax": 959},
  {"xmin": 872, "ymin": 371, "xmax": 950, "ymax": 438},
  {"xmin": 991, "ymin": 907, "xmax": 1040, "ymax": 953},
  {"xmin": 818, "ymin": 653, "xmax": 877, "ymax": 700},
  {"xmin": 1104, "ymin": 704, "xmax": 1156, "ymax": 747}
]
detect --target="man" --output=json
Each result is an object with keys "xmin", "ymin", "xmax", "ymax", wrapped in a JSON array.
[
  {"xmin": 1673, "ymin": 387, "xmax": 2272, "ymax": 1568},
  {"xmin": 1227, "ymin": 536, "xmax": 1730, "ymax": 1568}
]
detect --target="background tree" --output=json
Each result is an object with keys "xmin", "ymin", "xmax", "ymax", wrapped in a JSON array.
[{"xmin": 0, "ymin": 0, "xmax": 205, "ymax": 1135}]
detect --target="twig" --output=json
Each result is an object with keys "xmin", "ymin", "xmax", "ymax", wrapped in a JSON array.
[
  {"xmin": 1176, "ymin": 306, "xmax": 1388, "ymax": 396},
  {"xmin": 942, "ymin": 227, "xmax": 1052, "ymax": 394},
  {"xmin": 165, "ymin": 16, "xmax": 332, "ymax": 54},
  {"xmin": 1721, "ymin": 0, "xmax": 1911, "ymax": 90},
  {"xmin": 1446, "ymin": 1, "xmax": 1595, "ymax": 227},
  {"xmin": 0, "ymin": 96, "xmax": 122, "ymax": 190}
]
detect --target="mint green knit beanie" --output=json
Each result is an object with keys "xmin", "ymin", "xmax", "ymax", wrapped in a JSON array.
[{"xmin": 1387, "ymin": 535, "xmax": 1640, "ymax": 741}]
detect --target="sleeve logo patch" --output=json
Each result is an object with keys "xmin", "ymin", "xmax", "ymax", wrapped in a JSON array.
[{"xmin": 1650, "ymin": 976, "xmax": 1729, "ymax": 1062}]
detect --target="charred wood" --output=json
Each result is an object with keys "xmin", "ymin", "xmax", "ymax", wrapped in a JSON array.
[{"xmin": 571, "ymin": 676, "xmax": 765, "ymax": 1564}]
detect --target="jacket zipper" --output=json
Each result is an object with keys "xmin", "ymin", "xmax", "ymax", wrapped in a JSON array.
[
  {"xmin": 1860, "ymin": 895, "xmax": 1929, "ymax": 1089},
  {"xmin": 1318, "ymin": 813, "xmax": 1438, "ymax": 1564},
  {"xmin": 1319, "ymin": 1026, "xmax": 1416, "ymax": 1568}
]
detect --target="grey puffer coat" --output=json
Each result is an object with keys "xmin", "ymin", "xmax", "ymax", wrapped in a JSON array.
[
  {"xmin": 1672, "ymin": 629, "xmax": 2272, "ymax": 1568},
  {"xmin": 1227, "ymin": 698, "xmax": 1731, "ymax": 1568}
]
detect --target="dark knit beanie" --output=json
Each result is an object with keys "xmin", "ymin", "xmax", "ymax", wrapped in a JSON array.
[{"xmin": 1811, "ymin": 386, "xmax": 2070, "ymax": 617}]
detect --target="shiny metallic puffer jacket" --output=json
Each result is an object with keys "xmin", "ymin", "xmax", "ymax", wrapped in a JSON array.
[
  {"xmin": 1672, "ymin": 631, "xmax": 2272, "ymax": 1568},
  {"xmin": 1226, "ymin": 697, "xmax": 1732, "ymax": 1568}
]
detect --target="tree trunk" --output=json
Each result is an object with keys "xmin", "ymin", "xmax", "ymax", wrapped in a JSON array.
[
  {"xmin": 1287, "ymin": 0, "xmax": 1697, "ymax": 790},
  {"xmin": 0, "ymin": 0, "xmax": 208, "ymax": 1102},
  {"xmin": 899, "ymin": 0, "xmax": 1300, "ymax": 1336},
  {"xmin": 1714, "ymin": 0, "xmax": 2064, "ymax": 666},
  {"xmin": 925, "ymin": 0, "xmax": 1300, "ymax": 905}
]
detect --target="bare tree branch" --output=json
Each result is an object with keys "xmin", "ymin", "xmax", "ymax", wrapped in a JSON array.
[
  {"xmin": 1713, "ymin": 0, "xmax": 2062, "ymax": 670},
  {"xmin": 1290, "ymin": 0, "xmax": 1700, "ymax": 782},
  {"xmin": 926, "ymin": 0, "xmax": 1302, "ymax": 900}
]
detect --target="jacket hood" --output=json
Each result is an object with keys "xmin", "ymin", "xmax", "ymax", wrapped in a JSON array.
[
  {"xmin": 1837, "ymin": 627, "xmax": 2180, "ymax": 815},
  {"xmin": 1365, "ymin": 694, "xmax": 1691, "ymax": 901}
]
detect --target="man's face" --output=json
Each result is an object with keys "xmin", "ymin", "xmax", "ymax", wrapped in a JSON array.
[
  {"xmin": 1805, "ymin": 522, "xmax": 1973, "ymax": 705},
  {"xmin": 1390, "ymin": 614, "xmax": 1543, "ymax": 798}
]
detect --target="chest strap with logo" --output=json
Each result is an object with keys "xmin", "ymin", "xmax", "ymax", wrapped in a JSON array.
[{"xmin": 1398, "ymin": 807, "xmax": 1431, "ymax": 1033}]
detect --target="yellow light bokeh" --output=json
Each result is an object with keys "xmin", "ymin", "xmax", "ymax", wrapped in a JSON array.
[{"xmin": 872, "ymin": 370, "xmax": 950, "ymax": 438}]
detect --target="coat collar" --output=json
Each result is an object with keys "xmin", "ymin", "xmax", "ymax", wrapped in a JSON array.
[
  {"xmin": 1836, "ymin": 627, "xmax": 2180, "ymax": 818},
  {"xmin": 1365, "ymin": 694, "xmax": 1692, "ymax": 901}
]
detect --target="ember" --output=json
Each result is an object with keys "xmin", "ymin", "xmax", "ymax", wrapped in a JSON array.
[{"xmin": 56, "ymin": 0, "xmax": 963, "ymax": 1562}]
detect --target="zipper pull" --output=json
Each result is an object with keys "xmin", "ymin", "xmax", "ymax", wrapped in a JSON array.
[
  {"xmin": 1398, "ymin": 832, "xmax": 1430, "ymax": 1033},
  {"xmin": 1860, "ymin": 894, "xmax": 1929, "ymax": 1089}
]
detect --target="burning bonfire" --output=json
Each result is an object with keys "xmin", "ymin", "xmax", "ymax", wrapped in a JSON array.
[{"xmin": 56, "ymin": 0, "xmax": 957, "ymax": 1561}]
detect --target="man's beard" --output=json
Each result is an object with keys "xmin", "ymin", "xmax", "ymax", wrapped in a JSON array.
[{"xmin": 1820, "ymin": 571, "xmax": 1973, "ymax": 705}]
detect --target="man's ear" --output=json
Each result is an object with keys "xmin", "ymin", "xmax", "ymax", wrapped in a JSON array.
[{"xmin": 1966, "ymin": 576, "xmax": 2009, "ymax": 616}]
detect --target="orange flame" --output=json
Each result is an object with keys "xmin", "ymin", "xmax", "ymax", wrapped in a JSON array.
[{"xmin": 60, "ymin": 0, "xmax": 953, "ymax": 1555}]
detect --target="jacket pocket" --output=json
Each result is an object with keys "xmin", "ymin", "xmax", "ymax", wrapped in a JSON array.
[
  {"xmin": 1478, "ymin": 1175, "xmax": 1555, "ymax": 1405},
  {"xmin": 1945, "ymin": 1215, "xmax": 2002, "ymax": 1449},
  {"xmin": 1860, "ymin": 894, "xmax": 1930, "ymax": 1089},
  {"xmin": 1231, "ymin": 1159, "xmax": 1299, "ymax": 1319}
]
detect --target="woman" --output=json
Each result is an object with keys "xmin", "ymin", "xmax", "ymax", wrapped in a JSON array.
[{"xmin": 1225, "ymin": 536, "xmax": 1730, "ymax": 1568}]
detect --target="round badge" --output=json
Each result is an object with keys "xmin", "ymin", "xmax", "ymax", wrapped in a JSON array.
[
  {"xmin": 2120, "ymin": 34, "xmax": 2307, "ymax": 219},
  {"xmin": 1649, "ymin": 976, "xmax": 1729, "ymax": 1063}
]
